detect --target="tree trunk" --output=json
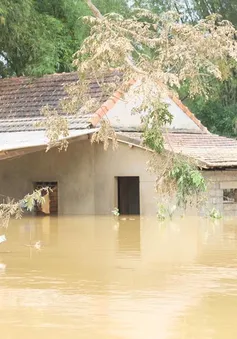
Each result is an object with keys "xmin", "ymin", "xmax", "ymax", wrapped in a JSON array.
[{"xmin": 85, "ymin": 0, "xmax": 103, "ymax": 19}]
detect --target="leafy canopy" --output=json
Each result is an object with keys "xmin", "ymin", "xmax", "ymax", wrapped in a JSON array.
[
  {"xmin": 72, "ymin": 8, "xmax": 237, "ymax": 112},
  {"xmin": 136, "ymin": 0, "xmax": 237, "ymax": 137},
  {"xmin": 41, "ymin": 3, "xmax": 236, "ymax": 209},
  {"xmin": 0, "ymin": 0, "xmax": 129, "ymax": 77},
  {"xmin": 49, "ymin": 6, "xmax": 237, "ymax": 149}
]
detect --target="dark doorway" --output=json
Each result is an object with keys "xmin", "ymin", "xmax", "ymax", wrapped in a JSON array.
[
  {"xmin": 118, "ymin": 177, "xmax": 140, "ymax": 215},
  {"xmin": 33, "ymin": 182, "xmax": 58, "ymax": 215}
]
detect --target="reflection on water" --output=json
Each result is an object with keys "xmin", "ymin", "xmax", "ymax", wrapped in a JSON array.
[
  {"xmin": 118, "ymin": 218, "xmax": 140, "ymax": 254},
  {"xmin": 1, "ymin": 216, "xmax": 237, "ymax": 338}
]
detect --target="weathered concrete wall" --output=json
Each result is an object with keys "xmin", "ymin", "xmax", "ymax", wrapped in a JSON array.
[
  {"xmin": 204, "ymin": 170, "xmax": 237, "ymax": 216},
  {"xmin": 0, "ymin": 140, "xmax": 95, "ymax": 214},
  {"xmin": 1, "ymin": 138, "xmax": 237, "ymax": 216},
  {"xmin": 94, "ymin": 142, "xmax": 157, "ymax": 215},
  {"xmin": 0, "ymin": 139, "xmax": 157, "ymax": 215},
  {"xmin": 108, "ymin": 83, "xmax": 201, "ymax": 132}
]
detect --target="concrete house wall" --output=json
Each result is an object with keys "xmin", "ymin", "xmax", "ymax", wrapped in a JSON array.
[
  {"xmin": 94, "ymin": 142, "xmax": 157, "ymax": 215},
  {"xmin": 107, "ymin": 85, "xmax": 202, "ymax": 132},
  {"xmin": 0, "ymin": 137, "xmax": 237, "ymax": 216},
  {"xmin": 0, "ymin": 139, "xmax": 157, "ymax": 215},
  {"xmin": 0, "ymin": 140, "xmax": 95, "ymax": 215}
]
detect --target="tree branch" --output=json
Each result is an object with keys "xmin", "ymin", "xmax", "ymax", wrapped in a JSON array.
[
  {"xmin": 85, "ymin": 0, "xmax": 103, "ymax": 19},
  {"xmin": 84, "ymin": 0, "xmax": 147, "ymax": 76}
]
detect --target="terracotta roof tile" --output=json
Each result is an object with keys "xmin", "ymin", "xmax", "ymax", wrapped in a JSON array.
[
  {"xmin": 0, "ymin": 73, "xmax": 209, "ymax": 134},
  {"xmin": 164, "ymin": 133, "xmax": 237, "ymax": 167},
  {"xmin": 117, "ymin": 131, "xmax": 237, "ymax": 168},
  {"xmin": 0, "ymin": 72, "xmax": 120, "ymax": 132}
]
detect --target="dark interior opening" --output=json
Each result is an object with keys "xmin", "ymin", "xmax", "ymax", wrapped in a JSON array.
[
  {"xmin": 118, "ymin": 176, "xmax": 140, "ymax": 215},
  {"xmin": 33, "ymin": 182, "xmax": 58, "ymax": 215}
]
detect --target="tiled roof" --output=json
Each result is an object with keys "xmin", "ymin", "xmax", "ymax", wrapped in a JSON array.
[
  {"xmin": 0, "ymin": 72, "xmax": 208, "ymax": 134},
  {"xmin": 116, "ymin": 131, "xmax": 237, "ymax": 168},
  {"xmin": 0, "ymin": 72, "xmax": 119, "ymax": 132},
  {"xmin": 1, "ymin": 72, "xmax": 237, "ymax": 169}
]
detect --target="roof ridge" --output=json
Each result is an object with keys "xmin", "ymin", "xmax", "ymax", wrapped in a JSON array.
[
  {"xmin": 0, "ymin": 71, "xmax": 77, "ymax": 81},
  {"xmin": 90, "ymin": 79, "xmax": 136, "ymax": 127},
  {"xmin": 88, "ymin": 76, "xmax": 210, "ymax": 134},
  {"xmin": 0, "ymin": 71, "xmax": 210, "ymax": 135}
]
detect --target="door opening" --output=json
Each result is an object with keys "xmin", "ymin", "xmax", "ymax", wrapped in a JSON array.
[
  {"xmin": 117, "ymin": 176, "xmax": 140, "ymax": 215},
  {"xmin": 33, "ymin": 182, "xmax": 58, "ymax": 215}
]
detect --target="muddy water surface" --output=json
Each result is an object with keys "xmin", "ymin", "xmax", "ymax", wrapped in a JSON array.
[{"xmin": 0, "ymin": 216, "xmax": 237, "ymax": 339}]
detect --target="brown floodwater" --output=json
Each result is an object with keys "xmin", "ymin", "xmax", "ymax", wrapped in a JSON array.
[{"xmin": 0, "ymin": 216, "xmax": 237, "ymax": 339}]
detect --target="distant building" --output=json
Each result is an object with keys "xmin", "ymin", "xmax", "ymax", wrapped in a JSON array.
[{"xmin": 0, "ymin": 72, "xmax": 237, "ymax": 216}]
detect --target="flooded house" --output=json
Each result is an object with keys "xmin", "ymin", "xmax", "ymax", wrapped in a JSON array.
[{"xmin": 0, "ymin": 72, "xmax": 237, "ymax": 216}]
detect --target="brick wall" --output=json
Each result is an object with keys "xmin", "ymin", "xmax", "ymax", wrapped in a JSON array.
[{"xmin": 204, "ymin": 170, "xmax": 237, "ymax": 216}]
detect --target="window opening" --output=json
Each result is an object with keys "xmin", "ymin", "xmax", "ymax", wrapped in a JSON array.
[
  {"xmin": 33, "ymin": 182, "xmax": 58, "ymax": 215},
  {"xmin": 223, "ymin": 189, "xmax": 237, "ymax": 204}
]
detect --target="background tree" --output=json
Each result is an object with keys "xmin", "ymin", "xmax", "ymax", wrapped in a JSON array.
[
  {"xmin": 133, "ymin": 0, "xmax": 237, "ymax": 25},
  {"xmin": 0, "ymin": 0, "xmax": 129, "ymax": 77},
  {"xmin": 41, "ymin": 0, "xmax": 236, "ymax": 208},
  {"xmin": 182, "ymin": 0, "xmax": 237, "ymax": 137},
  {"xmin": 136, "ymin": 0, "xmax": 237, "ymax": 136}
]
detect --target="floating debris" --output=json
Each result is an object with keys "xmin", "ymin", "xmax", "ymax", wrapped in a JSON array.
[
  {"xmin": 34, "ymin": 241, "xmax": 41, "ymax": 251},
  {"xmin": 112, "ymin": 207, "xmax": 120, "ymax": 216},
  {"xmin": 25, "ymin": 240, "xmax": 42, "ymax": 251},
  {"xmin": 0, "ymin": 235, "xmax": 6, "ymax": 244}
]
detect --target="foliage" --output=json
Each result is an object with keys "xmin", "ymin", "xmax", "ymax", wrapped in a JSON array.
[
  {"xmin": 112, "ymin": 207, "xmax": 120, "ymax": 216},
  {"xmin": 168, "ymin": 157, "xmax": 207, "ymax": 208},
  {"xmin": 91, "ymin": 120, "xmax": 118, "ymax": 150},
  {"xmin": 0, "ymin": 0, "xmax": 67, "ymax": 76},
  {"xmin": 157, "ymin": 203, "xmax": 176, "ymax": 220},
  {"xmin": 93, "ymin": 0, "xmax": 129, "ymax": 16},
  {"xmin": 22, "ymin": 189, "xmax": 48, "ymax": 212},
  {"xmin": 190, "ymin": 0, "xmax": 237, "ymax": 26},
  {"xmin": 1, "ymin": 0, "xmax": 236, "ymax": 223},
  {"xmin": 137, "ymin": 0, "xmax": 237, "ymax": 26},
  {"xmin": 45, "ymin": 3, "xmax": 237, "ymax": 152},
  {"xmin": 148, "ymin": 153, "xmax": 207, "ymax": 209},
  {"xmin": 131, "ymin": 0, "xmax": 173, "ymax": 13},
  {"xmin": 178, "ymin": 0, "xmax": 237, "ymax": 138},
  {"xmin": 186, "ymin": 97, "xmax": 237, "ymax": 138},
  {"xmin": 37, "ymin": 106, "xmax": 69, "ymax": 151},
  {"xmin": 133, "ymin": 0, "xmax": 237, "ymax": 138},
  {"xmin": 1, "ymin": 0, "xmax": 235, "ymax": 224},
  {"xmin": 2, "ymin": 0, "xmax": 237, "ymax": 139},
  {"xmin": 0, "ymin": 188, "xmax": 49, "ymax": 228},
  {"xmin": 142, "ymin": 102, "xmax": 173, "ymax": 153},
  {"xmin": 40, "ymin": 1, "xmax": 236, "ymax": 209},
  {"xmin": 0, "ymin": 0, "xmax": 130, "ymax": 77},
  {"xmin": 209, "ymin": 207, "xmax": 222, "ymax": 219}
]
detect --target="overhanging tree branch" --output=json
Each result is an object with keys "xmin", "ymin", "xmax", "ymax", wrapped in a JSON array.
[
  {"xmin": 84, "ymin": 0, "xmax": 147, "ymax": 75},
  {"xmin": 42, "ymin": 1, "xmax": 237, "ymax": 212},
  {"xmin": 85, "ymin": 0, "xmax": 103, "ymax": 19}
]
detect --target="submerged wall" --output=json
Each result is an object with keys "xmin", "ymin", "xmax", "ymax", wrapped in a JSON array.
[
  {"xmin": 0, "ymin": 139, "xmax": 236, "ymax": 216},
  {"xmin": 94, "ymin": 142, "xmax": 157, "ymax": 215},
  {"xmin": 204, "ymin": 170, "xmax": 237, "ymax": 216},
  {"xmin": 0, "ymin": 139, "xmax": 157, "ymax": 215},
  {"xmin": 0, "ymin": 140, "xmax": 95, "ymax": 215}
]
